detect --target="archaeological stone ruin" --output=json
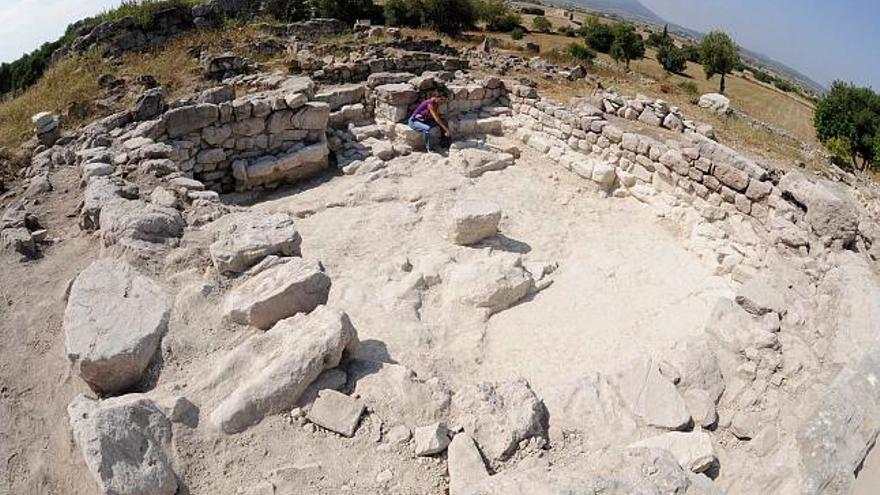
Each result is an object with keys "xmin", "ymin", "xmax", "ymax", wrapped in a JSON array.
[{"xmin": 3, "ymin": 12, "xmax": 880, "ymax": 495}]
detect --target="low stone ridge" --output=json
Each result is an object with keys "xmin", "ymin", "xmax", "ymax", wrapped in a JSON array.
[
  {"xmin": 64, "ymin": 258, "xmax": 170, "ymax": 395},
  {"xmin": 68, "ymin": 394, "xmax": 177, "ymax": 495},
  {"xmin": 223, "ymin": 257, "xmax": 331, "ymax": 330},
  {"xmin": 205, "ymin": 306, "xmax": 358, "ymax": 433}
]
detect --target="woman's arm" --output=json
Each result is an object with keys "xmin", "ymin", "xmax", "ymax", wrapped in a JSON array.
[{"xmin": 429, "ymin": 104, "xmax": 451, "ymax": 136}]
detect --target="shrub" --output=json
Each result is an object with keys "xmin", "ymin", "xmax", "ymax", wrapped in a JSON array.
[
  {"xmin": 678, "ymin": 81, "xmax": 699, "ymax": 96},
  {"xmin": 511, "ymin": 27, "xmax": 525, "ymax": 40},
  {"xmin": 826, "ymin": 136, "xmax": 854, "ymax": 167},
  {"xmin": 699, "ymin": 30, "xmax": 740, "ymax": 94},
  {"xmin": 520, "ymin": 7, "xmax": 545, "ymax": 16},
  {"xmin": 568, "ymin": 42, "xmax": 596, "ymax": 64},
  {"xmin": 609, "ymin": 22, "xmax": 645, "ymax": 68},
  {"xmin": 657, "ymin": 44, "xmax": 687, "ymax": 73},
  {"xmin": 557, "ymin": 26, "xmax": 576, "ymax": 38},
  {"xmin": 647, "ymin": 25, "xmax": 671, "ymax": 48},
  {"xmin": 384, "ymin": 0, "xmax": 422, "ymax": 27},
  {"xmin": 263, "ymin": 0, "xmax": 312, "ymax": 22},
  {"xmin": 532, "ymin": 16, "xmax": 552, "ymax": 33},
  {"xmin": 681, "ymin": 44, "xmax": 700, "ymax": 63},
  {"xmin": 422, "ymin": 0, "xmax": 476, "ymax": 35}
]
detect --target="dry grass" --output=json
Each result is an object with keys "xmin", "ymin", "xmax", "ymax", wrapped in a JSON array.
[
  {"xmin": 0, "ymin": 24, "xmax": 279, "ymax": 154},
  {"xmin": 0, "ymin": 52, "xmax": 113, "ymax": 151}
]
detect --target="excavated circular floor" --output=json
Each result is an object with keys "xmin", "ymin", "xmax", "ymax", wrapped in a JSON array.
[{"xmin": 255, "ymin": 143, "xmax": 734, "ymax": 416}]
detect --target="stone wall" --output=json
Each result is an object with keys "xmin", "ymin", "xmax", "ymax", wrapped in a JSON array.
[
  {"xmin": 505, "ymin": 86, "xmax": 789, "ymax": 235},
  {"xmin": 306, "ymin": 52, "xmax": 469, "ymax": 85}
]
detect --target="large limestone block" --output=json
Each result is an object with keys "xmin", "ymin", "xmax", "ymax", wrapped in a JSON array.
[
  {"xmin": 206, "ymin": 306, "xmax": 359, "ymax": 433},
  {"xmin": 349, "ymin": 359, "xmax": 451, "ymax": 428},
  {"xmin": 374, "ymin": 83, "xmax": 418, "ymax": 105},
  {"xmin": 779, "ymin": 171, "xmax": 860, "ymax": 245},
  {"xmin": 245, "ymin": 140, "xmax": 329, "ymax": 186},
  {"xmin": 68, "ymin": 394, "xmax": 177, "ymax": 495},
  {"xmin": 291, "ymin": 102, "xmax": 331, "ymax": 130},
  {"xmin": 99, "ymin": 198, "xmax": 185, "ymax": 247},
  {"xmin": 223, "ymin": 258, "xmax": 331, "ymax": 330},
  {"xmin": 64, "ymin": 259, "xmax": 170, "ymax": 394},
  {"xmin": 450, "ymin": 146, "xmax": 514, "ymax": 178},
  {"xmin": 449, "ymin": 199, "xmax": 502, "ymax": 245},
  {"xmin": 207, "ymin": 212, "xmax": 302, "ymax": 274},
  {"xmin": 630, "ymin": 431, "xmax": 717, "ymax": 473},
  {"xmin": 613, "ymin": 355, "xmax": 691, "ymax": 430},
  {"xmin": 314, "ymin": 84, "xmax": 366, "ymax": 111},
  {"xmin": 164, "ymin": 103, "xmax": 219, "ymax": 138},
  {"xmin": 448, "ymin": 434, "xmax": 490, "ymax": 495},
  {"xmin": 451, "ymin": 380, "xmax": 547, "ymax": 463}
]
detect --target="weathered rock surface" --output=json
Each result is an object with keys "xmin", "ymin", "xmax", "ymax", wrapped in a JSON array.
[
  {"xmin": 612, "ymin": 355, "xmax": 691, "ymax": 430},
  {"xmin": 451, "ymin": 380, "xmax": 547, "ymax": 463},
  {"xmin": 553, "ymin": 372, "xmax": 639, "ymax": 448},
  {"xmin": 450, "ymin": 144, "xmax": 515, "ymax": 178},
  {"xmin": 223, "ymin": 258, "xmax": 330, "ymax": 330},
  {"xmin": 630, "ymin": 431, "xmax": 717, "ymax": 473},
  {"xmin": 68, "ymin": 394, "xmax": 177, "ymax": 495},
  {"xmin": 444, "ymin": 254, "xmax": 533, "ymax": 317},
  {"xmin": 99, "ymin": 198, "xmax": 185, "ymax": 248},
  {"xmin": 698, "ymin": 93, "xmax": 731, "ymax": 114},
  {"xmin": 206, "ymin": 211, "xmax": 302, "ymax": 274},
  {"xmin": 205, "ymin": 306, "xmax": 358, "ymax": 433},
  {"xmin": 349, "ymin": 360, "xmax": 451, "ymax": 428},
  {"xmin": 64, "ymin": 258, "xmax": 170, "ymax": 394},
  {"xmin": 778, "ymin": 172, "xmax": 861, "ymax": 246},
  {"xmin": 449, "ymin": 200, "xmax": 502, "ymax": 245}
]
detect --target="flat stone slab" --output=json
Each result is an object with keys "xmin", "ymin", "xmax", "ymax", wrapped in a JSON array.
[
  {"xmin": 207, "ymin": 211, "xmax": 302, "ymax": 274},
  {"xmin": 307, "ymin": 389, "xmax": 365, "ymax": 437},
  {"xmin": 64, "ymin": 258, "xmax": 170, "ymax": 394}
]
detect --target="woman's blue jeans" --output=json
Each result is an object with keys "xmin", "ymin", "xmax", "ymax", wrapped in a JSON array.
[{"xmin": 408, "ymin": 118, "xmax": 434, "ymax": 151}]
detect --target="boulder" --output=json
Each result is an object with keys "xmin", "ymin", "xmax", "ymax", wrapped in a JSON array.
[
  {"xmin": 1, "ymin": 227, "xmax": 37, "ymax": 259},
  {"xmin": 349, "ymin": 360, "xmax": 451, "ymax": 428},
  {"xmin": 132, "ymin": 88, "xmax": 166, "ymax": 121},
  {"xmin": 64, "ymin": 258, "xmax": 169, "ymax": 394},
  {"xmin": 630, "ymin": 431, "xmax": 717, "ymax": 473},
  {"xmin": 444, "ymin": 254, "xmax": 533, "ymax": 317},
  {"xmin": 206, "ymin": 306, "xmax": 358, "ymax": 433},
  {"xmin": 245, "ymin": 140, "xmax": 329, "ymax": 187},
  {"xmin": 80, "ymin": 177, "xmax": 127, "ymax": 231},
  {"xmin": 223, "ymin": 258, "xmax": 331, "ymax": 330},
  {"xmin": 206, "ymin": 212, "xmax": 302, "ymax": 274},
  {"xmin": 779, "ymin": 172, "xmax": 860, "ymax": 245},
  {"xmin": 307, "ymin": 389, "xmax": 365, "ymax": 437},
  {"xmin": 698, "ymin": 93, "xmax": 731, "ymax": 114},
  {"xmin": 449, "ymin": 200, "xmax": 502, "ymax": 246},
  {"xmin": 69, "ymin": 394, "xmax": 177, "ymax": 495},
  {"xmin": 414, "ymin": 422, "xmax": 451, "ymax": 456},
  {"xmin": 451, "ymin": 380, "xmax": 547, "ymax": 463},
  {"xmin": 612, "ymin": 355, "xmax": 691, "ymax": 430}
]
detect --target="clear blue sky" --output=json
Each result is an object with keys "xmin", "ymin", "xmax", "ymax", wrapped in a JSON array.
[
  {"xmin": 0, "ymin": 0, "xmax": 878, "ymax": 90},
  {"xmin": 640, "ymin": 0, "xmax": 880, "ymax": 89}
]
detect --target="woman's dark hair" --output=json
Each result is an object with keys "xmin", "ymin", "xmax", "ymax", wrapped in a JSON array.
[{"xmin": 433, "ymin": 88, "xmax": 451, "ymax": 99}]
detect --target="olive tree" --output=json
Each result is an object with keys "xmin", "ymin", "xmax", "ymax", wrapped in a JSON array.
[
  {"xmin": 609, "ymin": 23, "xmax": 645, "ymax": 68},
  {"xmin": 699, "ymin": 30, "xmax": 740, "ymax": 94}
]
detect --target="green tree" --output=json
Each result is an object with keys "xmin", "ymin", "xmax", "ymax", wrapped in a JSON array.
[
  {"xmin": 315, "ymin": 0, "xmax": 379, "ymax": 24},
  {"xmin": 579, "ymin": 21, "xmax": 614, "ymax": 52},
  {"xmin": 474, "ymin": 0, "xmax": 521, "ymax": 31},
  {"xmin": 609, "ymin": 23, "xmax": 645, "ymax": 68},
  {"xmin": 511, "ymin": 27, "xmax": 525, "ymax": 40},
  {"xmin": 568, "ymin": 42, "xmax": 596, "ymax": 64},
  {"xmin": 657, "ymin": 43, "xmax": 687, "ymax": 73},
  {"xmin": 814, "ymin": 81, "xmax": 880, "ymax": 169},
  {"xmin": 681, "ymin": 44, "xmax": 700, "ymax": 63},
  {"xmin": 532, "ymin": 16, "xmax": 552, "ymax": 33},
  {"xmin": 647, "ymin": 24, "xmax": 671, "ymax": 47},
  {"xmin": 699, "ymin": 30, "xmax": 740, "ymax": 94},
  {"xmin": 421, "ymin": 0, "xmax": 475, "ymax": 35},
  {"xmin": 384, "ymin": 0, "xmax": 422, "ymax": 27}
]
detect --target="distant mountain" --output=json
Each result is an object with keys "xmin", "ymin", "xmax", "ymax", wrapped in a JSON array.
[{"xmin": 560, "ymin": 0, "xmax": 666, "ymax": 24}]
